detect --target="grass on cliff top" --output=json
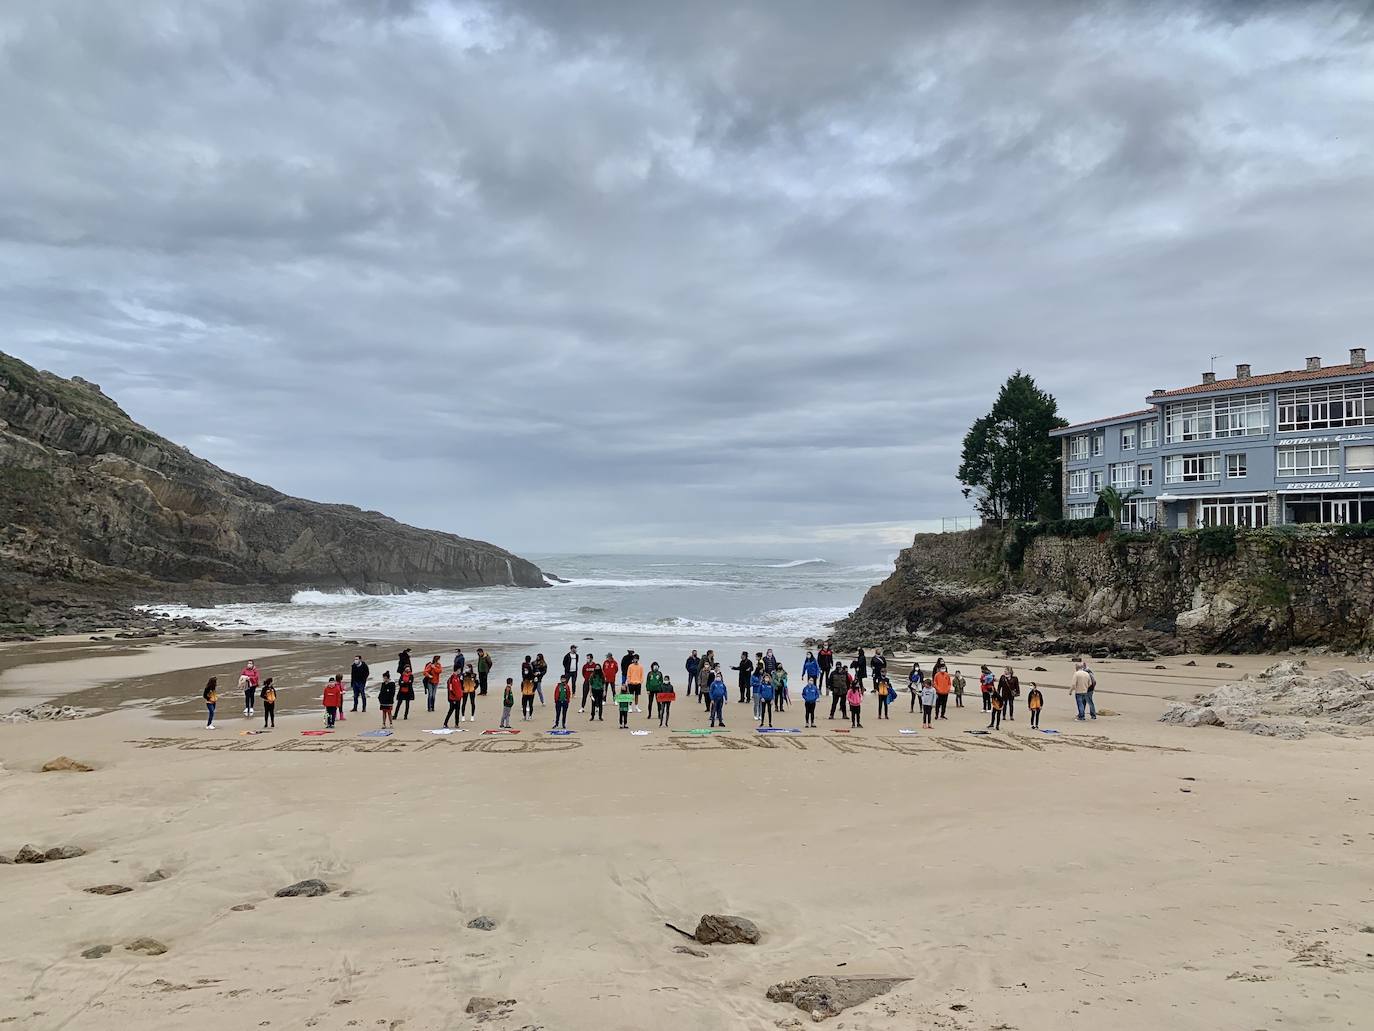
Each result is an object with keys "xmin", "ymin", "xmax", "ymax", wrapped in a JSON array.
[{"xmin": 0, "ymin": 351, "xmax": 161, "ymax": 446}]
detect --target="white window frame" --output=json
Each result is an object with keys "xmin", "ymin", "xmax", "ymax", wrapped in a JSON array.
[
  {"xmin": 1165, "ymin": 452, "xmax": 1221, "ymax": 484},
  {"xmin": 1345, "ymin": 445, "xmax": 1374, "ymax": 473},
  {"xmin": 1140, "ymin": 420, "xmax": 1159, "ymax": 449},
  {"xmin": 1120, "ymin": 427, "xmax": 1136, "ymax": 451},
  {"xmin": 1067, "ymin": 503, "xmax": 1095, "ymax": 519},
  {"xmin": 1092, "ymin": 435, "xmax": 1104, "ymax": 457},
  {"xmin": 1090, "ymin": 470, "xmax": 1103, "ymax": 493},
  {"xmin": 1068, "ymin": 470, "xmax": 1089, "ymax": 495},
  {"xmin": 1198, "ymin": 496, "xmax": 1269, "ymax": 528},
  {"xmin": 1069, "ymin": 435, "xmax": 1089, "ymax": 462},
  {"xmin": 1226, "ymin": 453, "xmax": 1247, "ymax": 478},
  {"xmin": 1110, "ymin": 463, "xmax": 1136, "ymax": 490},
  {"xmin": 1276, "ymin": 444, "xmax": 1339, "ymax": 478},
  {"xmin": 1277, "ymin": 382, "xmax": 1374, "ymax": 433},
  {"xmin": 1165, "ymin": 394, "xmax": 1268, "ymax": 443},
  {"xmin": 1138, "ymin": 464, "xmax": 1154, "ymax": 487}
]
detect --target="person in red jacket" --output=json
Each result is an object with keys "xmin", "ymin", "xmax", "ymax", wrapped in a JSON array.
[
  {"xmin": 601, "ymin": 653, "xmax": 619, "ymax": 694},
  {"xmin": 322, "ymin": 675, "xmax": 344, "ymax": 728},
  {"xmin": 580, "ymin": 657, "xmax": 599, "ymax": 712},
  {"xmin": 444, "ymin": 669, "xmax": 463, "ymax": 728}
]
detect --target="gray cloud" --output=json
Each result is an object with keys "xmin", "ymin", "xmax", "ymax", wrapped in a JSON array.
[{"xmin": 2, "ymin": 0, "xmax": 1371, "ymax": 556}]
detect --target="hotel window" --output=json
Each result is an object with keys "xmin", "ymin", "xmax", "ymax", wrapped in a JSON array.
[
  {"xmin": 1067, "ymin": 504, "xmax": 1095, "ymax": 519},
  {"xmin": 1068, "ymin": 470, "xmax": 1089, "ymax": 495},
  {"xmin": 1140, "ymin": 420, "xmax": 1159, "ymax": 449},
  {"xmin": 1199, "ymin": 496, "xmax": 1269, "ymax": 528},
  {"xmin": 1069, "ymin": 435, "xmax": 1089, "ymax": 461},
  {"xmin": 1276, "ymin": 444, "xmax": 1339, "ymax": 478},
  {"xmin": 1120, "ymin": 427, "xmax": 1136, "ymax": 451},
  {"xmin": 1110, "ymin": 463, "xmax": 1136, "ymax": 490},
  {"xmin": 1226, "ymin": 453, "xmax": 1247, "ymax": 478},
  {"xmin": 1346, "ymin": 445, "xmax": 1374, "ymax": 473},
  {"xmin": 1121, "ymin": 497, "xmax": 1152, "ymax": 529},
  {"xmin": 1277, "ymin": 382, "xmax": 1374, "ymax": 432},
  {"xmin": 1165, "ymin": 393, "xmax": 1268, "ymax": 443},
  {"xmin": 1138, "ymin": 464, "xmax": 1154, "ymax": 486},
  {"xmin": 1165, "ymin": 452, "xmax": 1220, "ymax": 484},
  {"xmin": 1092, "ymin": 435, "xmax": 1104, "ymax": 457},
  {"xmin": 1090, "ymin": 470, "xmax": 1103, "ymax": 492}
]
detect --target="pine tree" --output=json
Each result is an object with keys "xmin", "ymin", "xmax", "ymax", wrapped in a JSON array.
[{"xmin": 957, "ymin": 372, "xmax": 1067, "ymax": 523}]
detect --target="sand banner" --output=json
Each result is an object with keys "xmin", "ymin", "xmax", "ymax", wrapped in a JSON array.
[{"xmin": 125, "ymin": 731, "xmax": 1186, "ymax": 757}]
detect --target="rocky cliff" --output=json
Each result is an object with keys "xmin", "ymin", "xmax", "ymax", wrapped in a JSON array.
[
  {"xmin": 831, "ymin": 524, "xmax": 1374, "ymax": 656},
  {"xmin": 0, "ymin": 351, "xmax": 546, "ymax": 635}
]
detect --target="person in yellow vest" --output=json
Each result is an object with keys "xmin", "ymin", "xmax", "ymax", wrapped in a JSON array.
[
  {"xmin": 520, "ymin": 673, "xmax": 537, "ymax": 721},
  {"xmin": 625, "ymin": 654, "xmax": 645, "ymax": 713},
  {"xmin": 202, "ymin": 677, "xmax": 218, "ymax": 729},
  {"xmin": 261, "ymin": 677, "xmax": 277, "ymax": 729}
]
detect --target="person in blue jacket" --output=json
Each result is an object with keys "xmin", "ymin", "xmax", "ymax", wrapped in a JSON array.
[
  {"xmin": 708, "ymin": 673, "xmax": 728, "ymax": 728},
  {"xmin": 750, "ymin": 670, "xmax": 764, "ymax": 720},
  {"xmin": 757, "ymin": 674, "xmax": 776, "ymax": 728},
  {"xmin": 802, "ymin": 651, "xmax": 820, "ymax": 683},
  {"xmin": 801, "ymin": 676, "xmax": 820, "ymax": 727},
  {"xmin": 908, "ymin": 662, "xmax": 924, "ymax": 713}
]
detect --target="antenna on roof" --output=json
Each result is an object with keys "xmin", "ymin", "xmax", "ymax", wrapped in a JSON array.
[{"xmin": 1209, "ymin": 354, "xmax": 1222, "ymax": 373}]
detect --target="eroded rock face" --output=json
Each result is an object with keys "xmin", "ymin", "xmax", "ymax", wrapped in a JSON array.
[
  {"xmin": 1158, "ymin": 661, "xmax": 1374, "ymax": 738},
  {"xmin": 694, "ymin": 914, "xmax": 760, "ymax": 945},
  {"xmin": 766, "ymin": 976, "xmax": 910, "ymax": 1020},
  {"xmin": 0, "ymin": 351, "xmax": 547, "ymax": 634}
]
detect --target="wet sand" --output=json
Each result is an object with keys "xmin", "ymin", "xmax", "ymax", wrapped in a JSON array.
[{"xmin": 1, "ymin": 636, "xmax": 1372, "ymax": 1030}]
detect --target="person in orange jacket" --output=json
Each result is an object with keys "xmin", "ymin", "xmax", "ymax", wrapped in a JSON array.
[
  {"xmin": 461, "ymin": 663, "xmax": 479, "ymax": 722},
  {"xmin": 444, "ymin": 668, "xmax": 464, "ymax": 728},
  {"xmin": 423, "ymin": 656, "xmax": 444, "ymax": 713},
  {"xmin": 624, "ymin": 654, "xmax": 645, "ymax": 713},
  {"xmin": 933, "ymin": 668, "xmax": 952, "ymax": 721},
  {"xmin": 322, "ymin": 675, "xmax": 344, "ymax": 728}
]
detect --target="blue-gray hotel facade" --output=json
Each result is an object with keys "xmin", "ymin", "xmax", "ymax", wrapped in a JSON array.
[{"xmin": 1051, "ymin": 348, "xmax": 1374, "ymax": 529}]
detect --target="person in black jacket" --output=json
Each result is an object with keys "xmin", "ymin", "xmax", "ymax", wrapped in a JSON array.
[
  {"xmin": 376, "ymin": 672, "xmax": 396, "ymax": 729},
  {"xmin": 731, "ymin": 652, "xmax": 753, "ymax": 703},
  {"xmin": 685, "ymin": 650, "xmax": 701, "ymax": 697},
  {"xmin": 397, "ymin": 649, "xmax": 412, "ymax": 675},
  {"xmin": 850, "ymin": 648, "xmax": 868, "ymax": 687},
  {"xmin": 350, "ymin": 655, "xmax": 370, "ymax": 712},
  {"xmin": 827, "ymin": 665, "xmax": 849, "ymax": 719},
  {"xmin": 869, "ymin": 649, "xmax": 886, "ymax": 684}
]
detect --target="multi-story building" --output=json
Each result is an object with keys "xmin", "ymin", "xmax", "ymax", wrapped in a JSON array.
[{"xmin": 1051, "ymin": 348, "xmax": 1374, "ymax": 528}]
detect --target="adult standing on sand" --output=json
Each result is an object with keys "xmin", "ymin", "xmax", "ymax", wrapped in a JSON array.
[
  {"xmin": 240, "ymin": 660, "xmax": 260, "ymax": 717},
  {"xmin": 933, "ymin": 666, "xmax": 952, "ymax": 720},
  {"xmin": 625, "ymin": 654, "xmax": 644, "ymax": 712},
  {"xmin": 461, "ymin": 664, "xmax": 479, "ymax": 721},
  {"xmin": 602, "ymin": 653, "xmax": 620, "ymax": 694},
  {"xmin": 563, "ymin": 645, "xmax": 579, "ymax": 692},
  {"xmin": 1071, "ymin": 660, "xmax": 1096, "ymax": 720},
  {"xmin": 396, "ymin": 667, "xmax": 415, "ymax": 720},
  {"xmin": 685, "ymin": 650, "xmax": 701, "ymax": 697},
  {"xmin": 732, "ymin": 651, "xmax": 753, "ymax": 704},
  {"xmin": 870, "ymin": 649, "xmax": 886, "ymax": 685},
  {"xmin": 645, "ymin": 661, "xmax": 663, "ymax": 720},
  {"xmin": 708, "ymin": 670, "xmax": 727, "ymax": 728},
  {"xmin": 444, "ymin": 668, "xmax": 463, "ymax": 728},
  {"xmin": 350, "ymin": 655, "xmax": 370, "ymax": 712},
  {"xmin": 203, "ymin": 677, "xmax": 218, "ymax": 729},
  {"xmin": 476, "ymin": 649, "xmax": 493, "ymax": 695},
  {"xmin": 423, "ymin": 655, "xmax": 444, "ymax": 713},
  {"xmin": 999, "ymin": 666, "xmax": 1020, "ymax": 721},
  {"xmin": 397, "ymin": 648, "xmax": 412, "ymax": 676},
  {"xmin": 817, "ymin": 642, "xmax": 834, "ymax": 685},
  {"xmin": 979, "ymin": 665, "xmax": 995, "ymax": 711},
  {"xmin": 802, "ymin": 651, "xmax": 820, "ymax": 687},
  {"xmin": 851, "ymin": 648, "xmax": 868, "ymax": 689},
  {"xmin": 579, "ymin": 654, "xmax": 598, "ymax": 713},
  {"xmin": 827, "ymin": 663, "xmax": 849, "ymax": 720}
]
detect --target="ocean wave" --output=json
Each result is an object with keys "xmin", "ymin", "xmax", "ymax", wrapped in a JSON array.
[
  {"xmin": 557, "ymin": 577, "xmax": 733, "ymax": 588},
  {"xmin": 758, "ymin": 558, "xmax": 828, "ymax": 569},
  {"xmin": 845, "ymin": 563, "xmax": 894, "ymax": 574},
  {"xmin": 290, "ymin": 589, "xmax": 365, "ymax": 605}
]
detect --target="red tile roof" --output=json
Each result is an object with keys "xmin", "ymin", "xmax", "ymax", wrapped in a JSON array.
[
  {"xmin": 1154, "ymin": 361, "xmax": 1371, "ymax": 398},
  {"xmin": 1052, "ymin": 409, "xmax": 1154, "ymax": 434}
]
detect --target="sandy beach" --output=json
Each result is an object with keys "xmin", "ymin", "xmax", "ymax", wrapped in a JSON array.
[{"xmin": 2, "ymin": 636, "xmax": 1372, "ymax": 1031}]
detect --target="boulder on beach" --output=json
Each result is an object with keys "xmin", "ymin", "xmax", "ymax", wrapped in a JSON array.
[
  {"xmin": 767, "ymin": 976, "xmax": 910, "ymax": 1021},
  {"xmin": 275, "ymin": 878, "xmax": 330, "ymax": 898},
  {"xmin": 81, "ymin": 944, "xmax": 112, "ymax": 959},
  {"xmin": 84, "ymin": 884, "xmax": 133, "ymax": 896},
  {"xmin": 466, "ymin": 915, "xmax": 497, "ymax": 931},
  {"xmin": 694, "ymin": 914, "xmax": 760, "ymax": 945},
  {"xmin": 41, "ymin": 756, "xmax": 95, "ymax": 772},
  {"xmin": 143, "ymin": 869, "xmax": 169, "ymax": 883},
  {"xmin": 125, "ymin": 937, "xmax": 168, "ymax": 956},
  {"xmin": 465, "ymin": 997, "xmax": 516, "ymax": 1016},
  {"xmin": 45, "ymin": 845, "xmax": 86, "ymax": 861}
]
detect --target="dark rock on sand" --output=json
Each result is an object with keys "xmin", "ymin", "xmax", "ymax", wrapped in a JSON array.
[
  {"xmin": 125, "ymin": 937, "xmax": 167, "ymax": 956},
  {"xmin": 465, "ymin": 997, "xmax": 516, "ymax": 1016},
  {"xmin": 1185, "ymin": 660, "xmax": 1197, "ymax": 666},
  {"xmin": 466, "ymin": 915, "xmax": 497, "ymax": 931},
  {"xmin": 231, "ymin": 903, "xmax": 256, "ymax": 912},
  {"xmin": 275, "ymin": 878, "xmax": 330, "ymax": 898},
  {"xmin": 142, "ymin": 869, "xmax": 168, "ymax": 883},
  {"xmin": 766, "ymin": 976, "xmax": 910, "ymax": 1021},
  {"xmin": 41, "ymin": 756, "xmax": 94, "ymax": 772},
  {"xmin": 1217, "ymin": 661, "xmax": 1234, "ymax": 668},
  {"xmin": 45, "ymin": 846, "xmax": 86, "ymax": 861},
  {"xmin": 674, "ymin": 945, "xmax": 709, "ymax": 958},
  {"xmin": 81, "ymin": 944, "xmax": 112, "ymax": 959},
  {"xmin": 694, "ymin": 914, "xmax": 760, "ymax": 945},
  {"xmin": 84, "ymin": 884, "xmax": 133, "ymax": 895},
  {"xmin": 13, "ymin": 844, "xmax": 48, "ymax": 864}
]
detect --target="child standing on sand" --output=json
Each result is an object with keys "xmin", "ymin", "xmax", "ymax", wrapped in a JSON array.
[
  {"xmin": 444, "ymin": 668, "xmax": 463, "ymax": 728},
  {"xmin": 261, "ymin": 678, "xmax": 277, "ymax": 729},
  {"xmin": 520, "ymin": 674, "xmax": 536, "ymax": 721},
  {"xmin": 377, "ymin": 672, "xmax": 395, "ymax": 728},
  {"xmin": 657, "ymin": 676, "xmax": 675, "ymax": 727},
  {"xmin": 462, "ymin": 664, "xmax": 478, "ymax": 722},
  {"xmin": 501, "ymin": 679, "xmax": 515, "ymax": 728},
  {"xmin": 875, "ymin": 676, "xmax": 893, "ymax": 720},
  {"xmin": 396, "ymin": 668, "xmax": 415, "ymax": 720},
  {"xmin": 323, "ymin": 675, "xmax": 344, "ymax": 728},
  {"xmin": 987, "ymin": 687, "xmax": 1004, "ymax": 730},
  {"xmin": 802, "ymin": 676, "xmax": 820, "ymax": 727},
  {"xmin": 847, "ymin": 682, "xmax": 864, "ymax": 729},
  {"xmin": 616, "ymin": 687, "xmax": 631, "ymax": 729},
  {"xmin": 952, "ymin": 670, "xmax": 965, "ymax": 708},
  {"xmin": 1027, "ymin": 683, "xmax": 1044, "ymax": 728},
  {"xmin": 589, "ymin": 666, "xmax": 607, "ymax": 721},
  {"xmin": 203, "ymin": 677, "xmax": 218, "ymax": 729},
  {"xmin": 552, "ymin": 675, "xmax": 571, "ymax": 730},
  {"xmin": 919, "ymin": 680, "xmax": 936, "ymax": 728},
  {"xmin": 757, "ymin": 674, "xmax": 775, "ymax": 727}
]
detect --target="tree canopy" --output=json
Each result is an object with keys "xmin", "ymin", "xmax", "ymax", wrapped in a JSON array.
[{"xmin": 957, "ymin": 372, "xmax": 1068, "ymax": 523}]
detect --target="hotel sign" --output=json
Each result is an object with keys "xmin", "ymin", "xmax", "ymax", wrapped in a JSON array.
[
  {"xmin": 1282, "ymin": 434, "xmax": 1374, "ymax": 445},
  {"xmin": 1286, "ymin": 481, "xmax": 1361, "ymax": 489}
]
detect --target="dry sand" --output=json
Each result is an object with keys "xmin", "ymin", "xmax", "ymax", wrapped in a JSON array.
[{"xmin": 1, "ymin": 637, "xmax": 1372, "ymax": 1030}]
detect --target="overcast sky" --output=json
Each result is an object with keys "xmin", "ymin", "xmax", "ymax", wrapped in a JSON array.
[{"xmin": 3, "ymin": 1, "xmax": 1372, "ymax": 557}]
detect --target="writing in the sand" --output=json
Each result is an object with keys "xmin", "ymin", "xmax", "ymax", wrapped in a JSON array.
[{"xmin": 125, "ymin": 733, "xmax": 1185, "ymax": 756}]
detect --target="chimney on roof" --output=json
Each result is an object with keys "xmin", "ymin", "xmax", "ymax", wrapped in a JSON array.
[
  {"xmin": 1151, "ymin": 388, "xmax": 1164, "ymax": 396},
  {"xmin": 1236, "ymin": 363, "xmax": 1251, "ymax": 380},
  {"xmin": 1202, "ymin": 372, "xmax": 1217, "ymax": 384},
  {"xmin": 1307, "ymin": 356, "xmax": 1322, "ymax": 371},
  {"xmin": 1351, "ymin": 347, "xmax": 1367, "ymax": 368}
]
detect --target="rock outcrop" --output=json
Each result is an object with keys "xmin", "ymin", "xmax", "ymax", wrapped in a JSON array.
[
  {"xmin": 1, "ymin": 351, "xmax": 546, "ymax": 635},
  {"xmin": 833, "ymin": 524, "xmax": 1374, "ymax": 655},
  {"xmin": 766, "ymin": 976, "xmax": 910, "ymax": 1021},
  {"xmin": 1158, "ymin": 660, "xmax": 1374, "ymax": 738}
]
